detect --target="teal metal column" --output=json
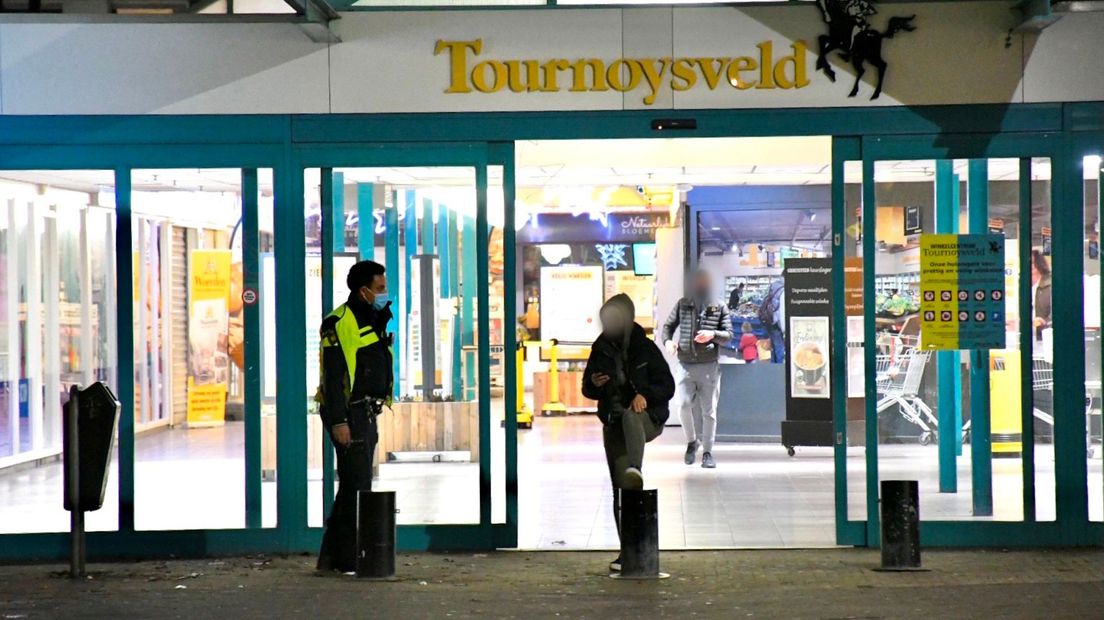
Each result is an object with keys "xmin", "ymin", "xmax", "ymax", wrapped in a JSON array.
[
  {"xmin": 242, "ymin": 168, "xmax": 262, "ymax": 529},
  {"xmin": 935, "ymin": 160, "xmax": 961, "ymax": 494},
  {"xmin": 952, "ymin": 176, "xmax": 965, "ymax": 457},
  {"xmin": 475, "ymin": 165, "xmax": 491, "ymax": 528},
  {"xmin": 403, "ymin": 190, "xmax": 417, "ymax": 398},
  {"xmin": 115, "ymin": 167, "xmax": 135, "ymax": 532},
  {"xmin": 274, "ymin": 159, "xmax": 308, "ymax": 544},
  {"xmin": 500, "ymin": 146, "xmax": 520, "ymax": 544},
  {"xmin": 357, "ymin": 182, "xmax": 374, "ymax": 261},
  {"xmin": 461, "ymin": 213, "xmax": 477, "ymax": 399},
  {"xmin": 438, "ymin": 204, "xmax": 451, "ymax": 298},
  {"xmin": 447, "ymin": 208, "xmax": 462, "ymax": 398},
  {"xmin": 384, "ymin": 191, "xmax": 401, "ymax": 400},
  {"xmin": 967, "ymin": 159, "xmax": 993, "ymax": 516},
  {"xmin": 422, "ymin": 196, "xmax": 436, "ymax": 255},
  {"xmin": 332, "ymin": 172, "xmax": 344, "ymax": 254},
  {"xmin": 1051, "ymin": 144, "xmax": 1089, "ymax": 526},
  {"xmin": 861, "ymin": 156, "xmax": 880, "ymax": 546},
  {"xmin": 830, "ymin": 137, "xmax": 863, "ymax": 545},
  {"xmin": 320, "ymin": 169, "xmax": 337, "ymax": 520},
  {"xmin": 1018, "ymin": 158, "xmax": 1036, "ymax": 522}
]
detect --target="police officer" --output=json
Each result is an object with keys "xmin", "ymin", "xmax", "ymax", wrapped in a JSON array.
[{"xmin": 316, "ymin": 260, "xmax": 394, "ymax": 573}]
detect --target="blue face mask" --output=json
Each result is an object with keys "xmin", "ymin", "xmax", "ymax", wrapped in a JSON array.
[{"xmin": 371, "ymin": 292, "xmax": 391, "ymax": 310}]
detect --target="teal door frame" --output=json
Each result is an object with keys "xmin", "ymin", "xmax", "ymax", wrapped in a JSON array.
[
  {"xmin": 292, "ymin": 141, "xmax": 519, "ymax": 551},
  {"xmin": 858, "ymin": 132, "xmax": 1103, "ymax": 546},
  {"xmin": 0, "ymin": 141, "xmax": 293, "ymax": 559},
  {"xmin": 830, "ymin": 136, "xmax": 867, "ymax": 546}
]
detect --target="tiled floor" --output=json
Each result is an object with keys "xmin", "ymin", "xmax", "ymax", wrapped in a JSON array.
[{"xmin": 2, "ymin": 412, "xmax": 1102, "ymax": 551}]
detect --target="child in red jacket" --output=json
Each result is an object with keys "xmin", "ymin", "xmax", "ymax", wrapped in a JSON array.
[{"xmin": 738, "ymin": 322, "xmax": 759, "ymax": 363}]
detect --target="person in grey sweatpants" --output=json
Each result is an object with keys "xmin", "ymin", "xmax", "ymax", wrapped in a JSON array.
[{"xmin": 662, "ymin": 269, "xmax": 733, "ymax": 469}]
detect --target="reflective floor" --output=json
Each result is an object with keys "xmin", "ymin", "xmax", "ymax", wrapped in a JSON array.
[{"xmin": 2, "ymin": 413, "xmax": 1102, "ymax": 549}]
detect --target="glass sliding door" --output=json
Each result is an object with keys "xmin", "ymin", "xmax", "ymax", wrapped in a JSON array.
[
  {"xmin": 297, "ymin": 143, "xmax": 515, "ymax": 549},
  {"xmin": 130, "ymin": 168, "xmax": 275, "ymax": 531},
  {"xmin": 857, "ymin": 135, "xmax": 1094, "ymax": 546}
]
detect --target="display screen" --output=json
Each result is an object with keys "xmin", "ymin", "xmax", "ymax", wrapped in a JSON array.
[{"xmin": 632, "ymin": 242, "xmax": 656, "ymax": 276}]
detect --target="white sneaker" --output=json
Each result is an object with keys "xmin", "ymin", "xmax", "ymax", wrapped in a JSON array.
[{"xmin": 623, "ymin": 467, "xmax": 643, "ymax": 490}]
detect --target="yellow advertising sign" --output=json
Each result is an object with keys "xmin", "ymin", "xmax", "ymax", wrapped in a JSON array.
[{"xmin": 187, "ymin": 249, "xmax": 232, "ymax": 426}]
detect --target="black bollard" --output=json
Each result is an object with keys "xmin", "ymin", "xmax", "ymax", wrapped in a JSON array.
[
  {"xmin": 879, "ymin": 480, "xmax": 923, "ymax": 571},
  {"xmin": 356, "ymin": 490, "xmax": 397, "ymax": 579},
  {"xmin": 617, "ymin": 489, "xmax": 664, "ymax": 578}
]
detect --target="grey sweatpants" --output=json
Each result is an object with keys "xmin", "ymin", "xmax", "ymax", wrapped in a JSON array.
[
  {"xmin": 604, "ymin": 410, "xmax": 661, "ymax": 537},
  {"xmin": 677, "ymin": 362, "xmax": 721, "ymax": 453}
]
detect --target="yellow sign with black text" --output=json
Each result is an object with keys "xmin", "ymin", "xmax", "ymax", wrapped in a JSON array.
[{"xmin": 920, "ymin": 234, "xmax": 1005, "ymax": 351}]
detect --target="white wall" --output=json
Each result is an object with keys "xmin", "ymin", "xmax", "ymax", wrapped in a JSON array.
[{"xmin": 0, "ymin": 4, "xmax": 1098, "ymax": 115}]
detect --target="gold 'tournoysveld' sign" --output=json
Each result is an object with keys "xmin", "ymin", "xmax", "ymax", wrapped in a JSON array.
[{"xmin": 434, "ymin": 38, "xmax": 810, "ymax": 105}]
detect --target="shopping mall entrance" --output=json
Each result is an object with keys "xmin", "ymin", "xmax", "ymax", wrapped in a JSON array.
[
  {"xmin": 511, "ymin": 137, "xmax": 837, "ymax": 548},
  {"xmin": 0, "ymin": 118, "xmax": 1101, "ymax": 560}
]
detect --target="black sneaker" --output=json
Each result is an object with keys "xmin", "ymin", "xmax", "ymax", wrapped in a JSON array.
[
  {"xmin": 609, "ymin": 556, "xmax": 622, "ymax": 573},
  {"xmin": 684, "ymin": 441, "xmax": 700, "ymax": 465},
  {"xmin": 701, "ymin": 451, "xmax": 716, "ymax": 469}
]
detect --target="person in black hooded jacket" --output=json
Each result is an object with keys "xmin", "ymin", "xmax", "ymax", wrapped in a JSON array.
[{"xmin": 582, "ymin": 293, "xmax": 675, "ymax": 572}]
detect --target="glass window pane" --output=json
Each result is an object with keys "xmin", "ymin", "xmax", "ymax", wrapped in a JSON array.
[
  {"xmin": 844, "ymin": 159, "xmax": 867, "ymax": 523},
  {"xmin": 0, "ymin": 170, "xmax": 119, "ymax": 534},
  {"xmin": 1029, "ymin": 158, "xmax": 1055, "ymax": 521},
  {"xmin": 131, "ymin": 168, "xmax": 274, "ymax": 531},
  {"xmin": 1084, "ymin": 154, "xmax": 1103, "ymax": 523},
  {"xmin": 306, "ymin": 167, "xmax": 482, "ymax": 527}
]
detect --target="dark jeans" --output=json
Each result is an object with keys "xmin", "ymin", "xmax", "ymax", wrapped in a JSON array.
[
  {"xmin": 317, "ymin": 411, "xmax": 377, "ymax": 572},
  {"xmin": 769, "ymin": 326, "xmax": 786, "ymax": 364},
  {"xmin": 603, "ymin": 409, "xmax": 661, "ymax": 539}
]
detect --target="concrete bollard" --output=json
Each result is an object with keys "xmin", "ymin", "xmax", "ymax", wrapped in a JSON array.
[
  {"xmin": 616, "ymin": 489, "xmax": 667, "ymax": 579},
  {"xmin": 356, "ymin": 490, "xmax": 397, "ymax": 579},
  {"xmin": 879, "ymin": 480, "xmax": 922, "ymax": 571}
]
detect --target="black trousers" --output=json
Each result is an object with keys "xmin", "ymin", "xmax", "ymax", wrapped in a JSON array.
[
  {"xmin": 317, "ymin": 411, "xmax": 377, "ymax": 572},
  {"xmin": 603, "ymin": 410, "xmax": 661, "ymax": 540}
]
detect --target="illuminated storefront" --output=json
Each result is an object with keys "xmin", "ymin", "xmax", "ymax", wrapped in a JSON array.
[{"xmin": 1, "ymin": 2, "xmax": 1103, "ymax": 559}]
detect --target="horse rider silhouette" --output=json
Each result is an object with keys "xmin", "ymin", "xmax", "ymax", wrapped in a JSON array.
[{"xmin": 815, "ymin": 0, "xmax": 915, "ymax": 100}]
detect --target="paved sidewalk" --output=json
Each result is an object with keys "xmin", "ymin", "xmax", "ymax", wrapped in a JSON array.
[{"xmin": 1, "ymin": 549, "xmax": 1102, "ymax": 619}]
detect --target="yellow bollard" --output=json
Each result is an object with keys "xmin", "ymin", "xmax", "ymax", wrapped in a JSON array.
[
  {"xmin": 541, "ymin": 339, "xmax": 568, "ymax": 416},
  {"xmin": 990, "ymin": 351, "xmax": 1023, "ymax": 457},
  {"xmin": 516, "ymin": 343, "xmax": 533, "ymax": 429}
]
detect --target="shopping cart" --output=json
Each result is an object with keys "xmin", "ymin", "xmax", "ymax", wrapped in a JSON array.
[
  {"xmin": 1026, "ymin": 357, "xmax": 1098, "ymax": 458},
  {"xmin": 875, "ymin": 337, "xmax": 938, "ymax": 445}
]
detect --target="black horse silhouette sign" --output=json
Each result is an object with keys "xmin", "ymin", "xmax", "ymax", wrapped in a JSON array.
[{"xmin": 815, "ymin": 0, "xmax": 916, "ymax": 100}]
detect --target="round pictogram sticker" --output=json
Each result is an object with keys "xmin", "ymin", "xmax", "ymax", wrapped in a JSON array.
[{"xmin": 242, "ymin": 288, "xmax": 258, "ymax": 305}]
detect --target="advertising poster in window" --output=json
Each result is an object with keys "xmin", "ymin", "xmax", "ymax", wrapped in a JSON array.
[
  {"xmin": 844, "ymin": 257, "xmax": 865, "ymax": 398},
  {"xmin": 781, "ymin": 258, "xmax": 833, "ymax": 449},
  {"xmin": 790, "ymin": 316, "xmax": 830, "ymax": 399},
  {"xmin": 187, "ymin": 249, "xmax": 232, "ymax": 426},
  {"xmin": 604, "ymin": 271, "xmax": 656, "ymax": 330},
  {"xmin": 539, "ymin": 265, "xmax": 602, "ymax": 360}
]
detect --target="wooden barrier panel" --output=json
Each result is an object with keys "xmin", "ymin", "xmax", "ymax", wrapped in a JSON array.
[
  {"xmin": 261, "ymin": 402, "xmax": 479, "ymax": 479},
  {"xmin": 532, "ymin": 371, "xmax": 598, "ymax": 413}
]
